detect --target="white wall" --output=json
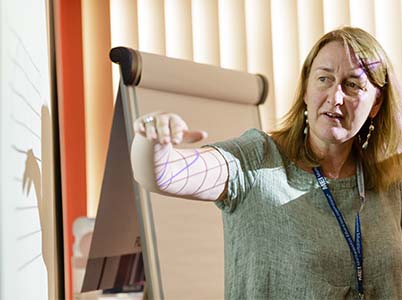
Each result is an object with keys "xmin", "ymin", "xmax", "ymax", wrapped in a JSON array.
[{"xmin": 0, "ymin": 0, "xmax": 57, "ymax": 299}]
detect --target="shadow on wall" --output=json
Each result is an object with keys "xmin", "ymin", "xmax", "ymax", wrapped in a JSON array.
[{"xmin": 21, "ymin": 105, "xmax": 57, "ymax": 300}]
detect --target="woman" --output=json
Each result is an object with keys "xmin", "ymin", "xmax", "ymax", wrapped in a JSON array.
[{"xmin": 132, "ymin": 27, "xmax": 402, "ymax": 299}]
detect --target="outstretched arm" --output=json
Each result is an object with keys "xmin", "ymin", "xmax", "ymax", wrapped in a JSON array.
[{"xmin": 131, "ymin": 113, "xmax": 229, "ymax": 201}]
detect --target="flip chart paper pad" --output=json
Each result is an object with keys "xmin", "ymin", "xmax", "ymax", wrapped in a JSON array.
[
  {"xmin": 135, "ymin": 51, "xmax": 266, "ymax": 299},
  {"xmin": 84, "ymin": 49, "xmax": 267, "ymax": 299}
]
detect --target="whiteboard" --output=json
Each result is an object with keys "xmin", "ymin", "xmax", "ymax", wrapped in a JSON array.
[{"xmin": 0, "ymin": 0, "xmax": 59, "ymax": 299}]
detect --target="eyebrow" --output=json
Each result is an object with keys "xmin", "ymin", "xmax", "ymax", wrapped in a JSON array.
[
  {"xmin": 315, "ymin": 66, "xmax": 366, "ymax": 79},
  {"xmin": 315, "ymin": 66, "xmax": 333, "ymax": 73},
  {"xmin": 350, "ymin": 72, "xmax": 366, "ymax": 79}
]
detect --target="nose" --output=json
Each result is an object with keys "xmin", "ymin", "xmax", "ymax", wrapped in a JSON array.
[{"xmin": 328, "ymin": 84, "xmax": 345, "ymax": 106}]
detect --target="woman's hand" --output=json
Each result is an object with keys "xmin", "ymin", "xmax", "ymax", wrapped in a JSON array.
[{"xmin": 134, "ymin": 112, "xmax": 208, "ymax": 145}]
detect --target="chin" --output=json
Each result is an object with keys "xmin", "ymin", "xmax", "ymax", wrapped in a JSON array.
[
  {"xmin": 328, "ymin": 136, "xmax": 352, "ymax": 145},
  {"xmin": 321, "ymin": 129, "xmax": 349, "ymax": 144}
]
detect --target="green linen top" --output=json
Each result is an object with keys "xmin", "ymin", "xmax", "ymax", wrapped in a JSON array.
[{"xmin": 209, "ymin": 128, "xmax": 402, "ymax": 300}]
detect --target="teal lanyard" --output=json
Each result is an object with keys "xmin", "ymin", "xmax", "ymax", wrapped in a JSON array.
[{"xmin": 313, "ymin": 161, "xmax": 366, "ymax": 300}]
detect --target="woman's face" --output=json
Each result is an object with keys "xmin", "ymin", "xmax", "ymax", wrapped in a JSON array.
[{"xmin": 304, "ymin": 41, "xmax": 382, "ymax": 149}]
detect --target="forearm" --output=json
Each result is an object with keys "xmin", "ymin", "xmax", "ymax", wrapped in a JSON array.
[
  {"xmin": 131, "ymin": 135, "xmax": 228, "ymax": 201},
  {"xmin": 154, "ymin": 143, "xmax": 228, "ymax": 200}
]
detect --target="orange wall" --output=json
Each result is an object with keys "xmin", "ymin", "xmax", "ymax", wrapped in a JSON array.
[
  {"xmin": 53, "ymin": 0, "xmax": 87, "ymax": 299},
  {"xmin": 81, "ymin": 0, "xmax": 114, "ymax": 218}
]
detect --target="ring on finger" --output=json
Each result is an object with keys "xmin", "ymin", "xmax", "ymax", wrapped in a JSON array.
[{"xmin": 143, "ymin": 116, "xmax": 155, "ymax": 126}]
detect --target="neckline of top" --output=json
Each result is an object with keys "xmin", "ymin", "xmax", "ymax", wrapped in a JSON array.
[
  {"xmin": 286, "ymin": 160, "xmax": 357, "ymax": 191},
  {"xmin": 262, "ymin": 129, "xmax": 358, "ymax": 191}
]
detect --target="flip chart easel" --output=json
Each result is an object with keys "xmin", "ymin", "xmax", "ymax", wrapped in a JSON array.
[{"xmin": 83, "ymin": 47, "xmax": 268, "ymax": 299}]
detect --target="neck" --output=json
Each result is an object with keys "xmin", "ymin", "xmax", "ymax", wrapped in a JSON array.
[{"xmin": 310, "ymin": 139, "xmax": 356, "ymax": 179}]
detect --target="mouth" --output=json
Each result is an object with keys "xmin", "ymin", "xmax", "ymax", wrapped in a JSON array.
[{"xmin": 323, "ymin": 111, "xmax": 344, "ymax": 120}]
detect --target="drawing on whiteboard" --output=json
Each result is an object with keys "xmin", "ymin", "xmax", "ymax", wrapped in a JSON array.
[
  {"xmin": 22, "ymin": 106, "xmax": 54, "ymax": 300},
  {"xmin": 8, "ymin": 23, "xmax": 55, "ymax": 300}
]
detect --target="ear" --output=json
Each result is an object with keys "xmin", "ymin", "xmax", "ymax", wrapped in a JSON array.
[{"xmin": 369, "ymin": 89, "xmax": 383, "ymax": 118}]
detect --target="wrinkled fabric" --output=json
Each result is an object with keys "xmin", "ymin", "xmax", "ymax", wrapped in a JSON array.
[{"xmin": 209, "ymin": 128, "xmax": 402, "ymax": 300}]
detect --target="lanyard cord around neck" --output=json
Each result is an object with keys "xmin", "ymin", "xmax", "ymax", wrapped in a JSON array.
[{"xmin": 313, "ymin": 161, "xmax": 366, "ymax": 300}]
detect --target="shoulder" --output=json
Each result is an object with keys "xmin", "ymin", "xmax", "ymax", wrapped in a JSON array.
[
  {"xmin": 208, "ymin": 128, "xmax": 283, "ymax": 168},
  {"xmin": 208, "ymin": 128, "xmax": 269, "ymax": 149},
  {"xmin": 212, "ymin": 128, "xmax": 273, "ymax": 152}
]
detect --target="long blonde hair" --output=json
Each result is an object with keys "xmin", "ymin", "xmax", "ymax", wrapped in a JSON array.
[{"xmin": 271, "ymin": 26, "xmax": 402, "ymax": 191}]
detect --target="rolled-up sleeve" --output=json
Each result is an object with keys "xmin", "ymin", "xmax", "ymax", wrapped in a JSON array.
[{"xmin": 206, "ymin": 128, "xmax": 268, "ymax": 213}]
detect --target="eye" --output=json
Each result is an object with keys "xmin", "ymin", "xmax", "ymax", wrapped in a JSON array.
[
  {"xmin": 344, "ymin": 80, "xmax": 365, "ymax": 91},
  {"xmin": 343, "ymin": 80, "xmax": 368, "ymax": 96},
  {"xmin": 317, "ymin": 76, "xmax": 329, "ymax": 83},
  {"xmin": 345, "ymin": 81, "xmax": 358, "ymax": 88}
]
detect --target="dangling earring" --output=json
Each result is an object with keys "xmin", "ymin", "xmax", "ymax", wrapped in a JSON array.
[
  {"xmin": 303, "ymin": 109, "xmax": 309, "ymax": 135},
  {"xmin": 362, "ymin": 118, "xmax": 375, "ymax": 150}
]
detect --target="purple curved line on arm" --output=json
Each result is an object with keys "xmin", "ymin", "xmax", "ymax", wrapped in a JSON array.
[
  {"xmin": 210, "ymin": 150, "xmax": 223, "ymax": 187},
  {"xmin": 156, "ymin": 150, "xmax": 170, "ymax": 182},
  {"xmin": 191, "ymin": 152, "xmax": 208, "ymax": 195},
  {"xmin": 158, "ymin": 149, "xmax": 200, "ymax": 188},
  {"xmin": 160, "ymin": 171, "xmax": 174, "ymax": 190},
  {"xmin": 171, "ymin": 151, "xmax": 190, "ymax": 194}
]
